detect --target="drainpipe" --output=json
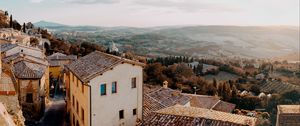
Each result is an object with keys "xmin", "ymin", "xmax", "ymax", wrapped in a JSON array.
[{"xmin": 87, "ymin": 81, "xmax": 92, "ymax": 126}]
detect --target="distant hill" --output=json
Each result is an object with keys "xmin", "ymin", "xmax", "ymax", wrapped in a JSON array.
[
  {"xmin": 48, "ymin": 24, "xmax": 300, "ymax": 59},
  {"xmin": 34, "ymin": 20, "xmax": 67, "ymax": 28}
]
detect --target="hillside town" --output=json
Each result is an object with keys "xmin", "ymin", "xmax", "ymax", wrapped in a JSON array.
[{"xmin": 0, "ymin": 9, "xmax": 300, "ymax": 126}]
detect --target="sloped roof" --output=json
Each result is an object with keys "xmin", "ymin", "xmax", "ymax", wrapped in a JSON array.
[
  {"xmin": 185, "ymin": 94, "xmax": 236, "ymax": 113},
  {"xmin": 47, "ymin": 53, "xmax": 77, "ymax": 67},
  {"xmin": 2, "ymin": 52, "xmax": 48, "ymax": 66},
  {"xmin": 143, "ymin": 86, "xmax": 237, "ymax": 118},
  {"xmin": 47, "ymin": 52, "xmax": 77, "ymax": 60},
  {"xmin": 147, "ymin": 88, "xmax": 191, "ymax": 107},
  {"xmin": 0, "ymin": 43, "xmax": 17, "ymax": 52},
  {"xmin": 12, "ymin": 61, "xmax": 47, "ymax": 79},
  {"xmin": 186, "ymin": 94, "xmax": 220, "ymax": 109},
  {"xmin": 143, "ymin": 94, "xmax": 166, "ymax": 118},
  {"xmin": 142, "ymin": 105, "xmax": 257, "ymax": 126},
  {"xmin": 67, "ymin": 51, "xmax": 145, "ymax": 83},
  {"xmin": 212, "ymin": 101, "xmax": 236, "ymax": 113}
]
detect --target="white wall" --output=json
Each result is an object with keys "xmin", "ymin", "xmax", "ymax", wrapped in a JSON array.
[{"xmin": 89, "ymin": 63, "xmax": 143, "ymax": 126}]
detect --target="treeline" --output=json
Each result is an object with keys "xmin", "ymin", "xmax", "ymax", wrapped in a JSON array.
[
  {"xmin": 0, "ymin": 10, "xmax": 33, "ymax": 32},
  {"xmin": 147, "ymin": 56, "xmax": 195, "ymax": 66},
  {"xmin": 39, "ymin": 29, "xmax": 106, "ymax": 56}
]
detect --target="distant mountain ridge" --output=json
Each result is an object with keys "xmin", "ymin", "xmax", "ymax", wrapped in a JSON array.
[{"xmin": 34, "ymin": 20, "xmax": 67, "ymax": 27}]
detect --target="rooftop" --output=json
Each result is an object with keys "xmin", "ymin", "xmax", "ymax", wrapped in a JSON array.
[
  {"xmin": 145, "ymin": 105, "xmax": 257, "ymax": 126},
  {"xmin": 2, "ymin": 52, "xmax": 48, "ymax": 66},
  {"xmin": 47, "ymin": 52, "xmax": 77, "ymax": 60},
  {"xmin": 143, "ymin": 85, "xmax": 237, "ymax": 117},
  {"xmin": 47, "ymin": 53, "xmax": 77, "ymax": 67},
  {"xmin": 0, "ymin": 43, "xmax": 17, "ymax": 52},
  {"xmin": 278, "ymin": 105, "xmax": 300, "ymax": 114},
  {"xmin": 147, "ymin": 87, "xmax": 191, "ymax": 107},
  {"xmin": 12, "ymin": 60, "xmax": 47, "ymax": 79},
  {"xmin": 67, "ymin": 51, "xmax": 144, "ymax": 83},
  {"xmin": 186, "ymin": 94, "xmax": 220, "ymax": 109}
]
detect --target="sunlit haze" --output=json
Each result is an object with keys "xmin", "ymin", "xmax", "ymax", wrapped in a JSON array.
[{"xmin": 0, "ymin": 0, "xmax": 299, "ymax": 27}]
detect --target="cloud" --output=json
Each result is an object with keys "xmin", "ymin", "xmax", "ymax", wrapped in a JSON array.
[
  {"xmin": 62, "ymin": 0, "xmax": 120, "ymax": 4},
  {"xmin": 134, "ymin": 0, "xmax": 241, "ymax": 12}
]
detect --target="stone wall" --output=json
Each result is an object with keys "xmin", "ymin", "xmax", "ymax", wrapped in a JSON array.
[{"xmin": 0, "ymin": 95, "xmax": 25, "ymax": 126}]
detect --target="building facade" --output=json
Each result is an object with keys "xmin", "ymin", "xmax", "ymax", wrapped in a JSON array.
[
  {"xmin": 47, "ymin": 52, "xmax": 77, "ymax": 79},
  {"xmin": 276, "ymin": 105, "xmax": 300, "ymax": 126},
  {"xmin": 66, "ymin": 51, "xmax": 144, "ymax": 126}
]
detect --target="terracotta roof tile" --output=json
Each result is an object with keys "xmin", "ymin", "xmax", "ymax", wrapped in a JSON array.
[
  {"xmin": 147, "ymin": 88, "xmax": 191, "ymax": 107},
  {"xmin": 0, "ymin": 43, "xmax": 17, "ymax": 52},
  {"xmin": 212, "ymin": 101, "xmax": 236, "ymax": 113},
  {"xmin": 12, "ymin": 61, "xmax": 46, "ymax": 79},
  {"xmin": 47, "ymin": 53, "xmax": 77, "ymax": 60},
  {"xmin": 278, "ymin": 105, "xmax": 300, "ymax": 113},
  {"xmin": 142, "ymin": 105, "xmax": 256, "ymax": 126},
  {"xmin": 67, "ymin": 51, "xmax": 144, "ymax": 83},
  {"xmin": 185, "ymin": 94, "xmax": 220, "ymax": 109}
]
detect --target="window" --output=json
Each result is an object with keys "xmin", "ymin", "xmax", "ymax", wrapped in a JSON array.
[
  {"xmin": 82, "ymin": 84, "xmax": 84, "ymax": 94},
  {"xmin": 26, "ymin": 93, "xmax": 33, "ymax": 103},
  {"xmin": 76, "ymin": 100, "xmax": 79, "ymax": 113},
  {"xmin": 133, "ymin": 109, "xmax": 137, "ymax": 116},
  {"xmin": 81, "ymin": 108, "xmax": 84, "ymax": 122},
  {"xmin": 112, "ymin": 82, "xmax": 117, "ymax": 94},
  {"xmin": 76, "ymin": 78, "xmax": 78, "ymax": 87},
  {"xmin": 100, "ymin": 84, "xmax": 106, "ymax": 96},
  {"xmin": 73, "ymin": 114, "xmax": 75, "ymax": 126},
  {"xmin": 119, "ymin": 110, "xmax": 124, "ymax": 119},
  {"xmin": 72, "ymin": 95, "xmax": 75, "ymax": 107},
  {"xmin": 131, "ymin": 77, "xmax": 137, "ymax": 88}
]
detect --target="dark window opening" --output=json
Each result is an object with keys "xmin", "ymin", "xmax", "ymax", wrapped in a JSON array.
[
  {"xmin": 133, "ymin": 109, "xmax": 137, "ymax": 115},
  {"xmin": 119, "ymin": 110, "xmax": 124, "ymax": 119},
  {"xmin": 131, "ymin": 77, "xmax": 137, "ymax": 88},
  {"xmin": 26, "ymin": 93, "xmax": 33, "ymax": 103}
]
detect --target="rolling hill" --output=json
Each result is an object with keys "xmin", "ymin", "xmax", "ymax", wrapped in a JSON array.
[{"xmin": 38, "ymin": 23, "xmax": 300, "ymax": 59}]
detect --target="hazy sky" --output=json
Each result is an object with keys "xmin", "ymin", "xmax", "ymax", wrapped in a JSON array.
[{"xmin": 0, "ymin": 0, "xmax": 299, "ymax": 27}]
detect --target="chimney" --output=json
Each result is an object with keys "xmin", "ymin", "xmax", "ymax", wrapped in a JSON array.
[{"xmin": 163, "ymin": 81, "xmax": 168, "ymax": 89}]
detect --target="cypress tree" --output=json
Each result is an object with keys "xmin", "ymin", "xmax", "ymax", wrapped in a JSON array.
[
  {"xmin": 9, "ymin": 15, "xmax": 13, "ymax": 28},
  {"xmin": 23, "ymin": 23, "xmax": 26, "ymax": 33}
]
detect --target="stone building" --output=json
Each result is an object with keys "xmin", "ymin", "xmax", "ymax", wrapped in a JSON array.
[
  {"xmin": 276, "ymin": 105, "xmax": 300, "ymax": 126},
  {"xmin": 1, "ymin": 42, "xmax": 49, "ymax": 120},
  {"xmin": 47, "ymin": 52, "xmax": 77, "ymax": 79}
]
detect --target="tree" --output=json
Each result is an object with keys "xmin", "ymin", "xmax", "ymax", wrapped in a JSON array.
[
  {"xmin": 23, "ymin": 23, "xmax": 26, "ymax": 33},
  {"xmin": 281, "ymin": 90, "xmax": 300, "ymax": 102},
  {"xmin": 30, "ymin": 38, "xmax": 39, "ymax": 46},
  {"xmin": 233, "ymin": 96, "xmax": 261, "ymax": 110},
  {"xmin": 250, "ymin": 85, "xmax": 261, "ymax": 95},
  {"xmin": 9, "ymin": 15, "xmax": 12, "ymax": 28},
  {"xmin": 12, "ymin": 20, "xmax": 21, "ymax": 30},
  {"xmin": 206, "ymin": 83, "xmax": 217, "ymax": 96}
]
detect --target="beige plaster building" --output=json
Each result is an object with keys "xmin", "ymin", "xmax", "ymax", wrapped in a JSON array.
[{"xmin": 65, "ymin": 51, "xmax": 144, "ymax": 126}]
